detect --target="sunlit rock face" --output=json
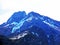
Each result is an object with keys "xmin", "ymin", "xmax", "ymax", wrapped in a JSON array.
[
  {"xmin": 0, "ymin": 11, "xmax": 60, "ymax": 45},
  {"xmin": 11, "ymin": 12, "xmax": 60, "ymax": 33},
  {"xmin": 7, "ymin": 11, "xmax": 26, "ymax": 24}
]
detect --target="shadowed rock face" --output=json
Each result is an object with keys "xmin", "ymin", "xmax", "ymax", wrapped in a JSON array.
[
  {"xmin": 0, "ymin": 35, "xmax": 12, "ymax": 45},
  {"xmin": 0, "ymin": 26, "xmax": 60, "ymax": 45}
]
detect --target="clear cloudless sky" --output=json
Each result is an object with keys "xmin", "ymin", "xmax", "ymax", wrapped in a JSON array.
[{"xmin": 0, "ymin": 0, "xmax": 60, "ymax": 24}]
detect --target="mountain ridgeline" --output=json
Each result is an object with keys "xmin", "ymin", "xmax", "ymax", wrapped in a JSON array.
[{"xmin": 0, "ymin": 11, "xmax": 60, "ymax": 45}]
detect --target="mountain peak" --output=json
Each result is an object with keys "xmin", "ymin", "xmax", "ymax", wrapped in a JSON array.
[
  {"xmin": 7, "ymin": 11, "xmax": 26, "ymax": 24},
  {"xmin": 0, "ymin": 11, "xmax": 60, "ymax": 45},
  {"xmin": 0, "ymin": 11, "xmax": 60, "ymax": 36},
  {"xmin": 28, "ymin": 11, "xmax": 43, "ymax": 17}
]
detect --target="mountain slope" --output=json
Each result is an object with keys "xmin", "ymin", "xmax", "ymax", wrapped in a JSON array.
[
  {"xmin": 11, "ymin": 12, "xmax": 60, "ymax": 34},
  {"xmin": 0, "ymin": 11, "xmax": 60, "ymax": 45},
  {"xmin": 0, "ymin": 11, "xmax": 60, "ymax": 37},
  {"xmin": 0, "ymin": 26, "xmax": 60, "ymax": 45},
  {"xmin": 7, "ymin": 11, "xmax": 26, "ymax": 24}
]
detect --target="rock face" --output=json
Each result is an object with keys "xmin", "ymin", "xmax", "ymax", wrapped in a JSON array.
[
  {"xmin": 0, "ymin": 26, "xmax": 60, "ymax": 45},
  {"xmin": 0, "ymin": 11, "xmax": 60, "ymax": 45},
  {"xmin": 7, "ymin": 11, "xmax": 26, "ymax": 23},
  {"xmin": 9, "ymin": 12, "xmax": 60, "ymax": 33}
]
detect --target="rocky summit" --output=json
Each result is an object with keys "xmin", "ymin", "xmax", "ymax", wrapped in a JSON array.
[{"xmin": 0, "ymin": 11, "xmax": 60, "ymax": 45}]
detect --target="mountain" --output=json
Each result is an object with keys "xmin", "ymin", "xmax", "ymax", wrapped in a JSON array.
[
  {"xmin": 0, "ymin": 26, "xmax": 60, "ymax": 45},
  {"xmin": 7, "ymin": 11, "xmax": 27, "ymax": 24},
  {"xmin": 11, "ymin": 12, "xmax": 60, "ymax": 34},
  {"xmin": 0, "ymin": 11, "xmax": 60, "ymax": 36},
  {"xmin": 0, "ymin": 11, "xmax": 27, "ymax": 36},
  {"xmin": 0, "ymin": 11, "xmax": 60, "ymax": 45}
]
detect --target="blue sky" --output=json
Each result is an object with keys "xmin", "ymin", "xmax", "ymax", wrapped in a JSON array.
[{"xmin": 0, "ymin": 0, "xmax": 60, "ymax": 24}]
